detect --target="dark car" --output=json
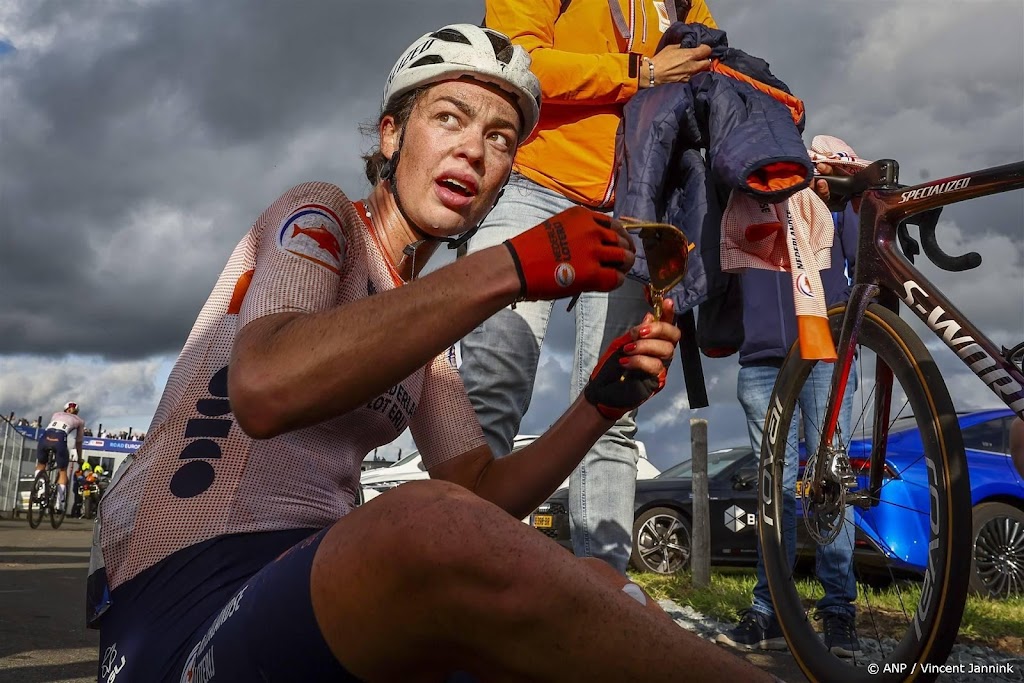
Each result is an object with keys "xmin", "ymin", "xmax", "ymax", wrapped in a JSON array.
[
  {"xmin": 531, "ymin": 409, "xmax": 1024, "ymax": 596},
  {"xmin": 531, "ymin": 446, "xmax": 762, "ymax": 574}
]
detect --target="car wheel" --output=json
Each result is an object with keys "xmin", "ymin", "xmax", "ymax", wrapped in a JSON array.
[
  {"xmin": 629, "ymin": 506, "xmax": 691, "ymax": 575},
  {"xmin": 970, "ymin": 502, "xmax": 1024, "ymax": 597}
]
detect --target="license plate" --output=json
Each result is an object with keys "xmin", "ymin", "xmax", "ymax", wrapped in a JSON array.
[{"xmin": 533, "ymin": 514, "xmax": 553, "ymax": 528}]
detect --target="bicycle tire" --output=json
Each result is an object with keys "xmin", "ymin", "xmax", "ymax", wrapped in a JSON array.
[
  {"xmin": 49, "ymin": 469, "xmax": 66, "ymax": 529},
  {"xmin": 27, "ymin": 473, "xmax": 48, "ymax": 529},
  {"xmin": 758, "ymin": 303, "xmax": 971, "ymax": 683}
]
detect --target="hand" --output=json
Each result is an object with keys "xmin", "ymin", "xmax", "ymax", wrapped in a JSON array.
[
  {"xmin": 812, "ymin": 162, "xmax": 833, "ymax": 204},
  {"xmin": 642, "ymin": 44, "xmax": 713, "ymax": 88},
  {"xmin": 584, "ymin": 299, "xmax": 680, "ymax": 420},
  {"xmin": 813, "ymin": 162, "xmax": 861, "ymax": 213},
  {"xmin": 504, "ymin": 206, "xmax": 635, "ymax": 301}
]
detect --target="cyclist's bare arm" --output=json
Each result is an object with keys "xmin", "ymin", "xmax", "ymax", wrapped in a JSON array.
[
  {"xmin": 430, "ymin": 311, "xmax": 679, "ymax": 519},
  {"xmin": 229, "ymin": 245, "xmax": 521, "ymax": 439},
  {"xmin": 429, "ymin": 398, "xmax": 611, "ymax": 519}
]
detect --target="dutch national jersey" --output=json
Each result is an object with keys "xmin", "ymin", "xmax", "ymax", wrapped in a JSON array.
[
  {"xmin": 45, "ymin": 411, "xmax": 85, "ymax": 440},
  {"xmin": 97, "ymin": 182, "xmax": 486, "ymax": 590}
]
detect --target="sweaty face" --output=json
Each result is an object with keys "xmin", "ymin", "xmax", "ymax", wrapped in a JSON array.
[{"xmin": 383, "ymin": 80, "xmax": 520, "ymax": 237}]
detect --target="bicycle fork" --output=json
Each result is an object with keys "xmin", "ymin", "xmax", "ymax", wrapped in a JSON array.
[{"xmin": 808, "ymin": 283, "xmax": 890, "ymax": 510}]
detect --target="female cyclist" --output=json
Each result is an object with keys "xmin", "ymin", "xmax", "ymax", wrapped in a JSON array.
[{"xmin": 90, "ymin": 24, "xmax": 776, "ymax": 683}]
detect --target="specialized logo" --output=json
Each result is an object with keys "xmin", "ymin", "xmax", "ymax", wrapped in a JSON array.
[
  {"xmin": 101, "ymin": 643, "xmax": 126, "ymax": 682},
  {"xmin": 899, "ymin": 177, "xmax": 971, "ymax": 204},
  {"xmin": 554, "ymin": 263, "xmax": 576, "ymax": 288},
  {"xmin": 796, "ymin": 273, "xmax": 814, "ymax": 298},
  {"xmin": 725, "ymin": 505, "xmax": 756, "ymax": 532},
  {"xmin": 277, "ymin": 204, "xmax": 347, "ymax": 274}
]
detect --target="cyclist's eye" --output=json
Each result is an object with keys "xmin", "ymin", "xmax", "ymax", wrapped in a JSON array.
[
  {"xmin": 436, "ymin": 111, "xmax": 460, "ymax": 128},
  {"xmin": 488, "ymin": 130, "xmax": 512, "ymax": 152}
]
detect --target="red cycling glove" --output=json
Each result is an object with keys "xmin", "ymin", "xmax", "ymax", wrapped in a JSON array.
[
  {"xmin": 584, "ymin": 331, "xmax": 669, "ymax": 420},
  {"xmin": 504, "ymin": 206, "xmax": 631, "ymax": 301}
]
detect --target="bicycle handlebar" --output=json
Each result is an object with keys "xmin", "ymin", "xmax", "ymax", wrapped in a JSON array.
[{"xmin": 818, "ymin": 159, "xmax": 982, "ymax": 272}]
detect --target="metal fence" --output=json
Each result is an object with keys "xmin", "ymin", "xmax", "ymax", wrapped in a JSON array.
[{"xmin": 0, "ymin": 414, "xmax": 39, "ymax": 518}]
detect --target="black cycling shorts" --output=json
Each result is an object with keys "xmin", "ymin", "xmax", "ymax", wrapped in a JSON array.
[{"xmin": 96, "ymin": 527, "xmax": 360, "ymax": 683}]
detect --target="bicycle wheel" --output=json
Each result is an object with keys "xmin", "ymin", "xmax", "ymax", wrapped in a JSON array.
[
  {"xmin": 49, "ymin": 471, "xmax": 66, "ymax": 529},
  {"xmin": 27, "ymin": 473, "xmax": 48, "ymax": 529},
  {"xmin": 758, "ymin": 303, "xmax": 971, "ymax": 683}
]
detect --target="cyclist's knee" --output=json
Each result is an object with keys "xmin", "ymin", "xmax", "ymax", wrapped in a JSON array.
[{"xmin": 376, "ymin": 481, "xmax": 535, "ymax": 582}]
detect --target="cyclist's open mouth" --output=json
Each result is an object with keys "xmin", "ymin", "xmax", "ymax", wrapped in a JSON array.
[{"xmin": 435, "ymin": 174, "xmax": 477, "ymax": 209}]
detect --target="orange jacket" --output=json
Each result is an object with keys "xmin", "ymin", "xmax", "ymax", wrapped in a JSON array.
[{"xmin": 486, "ymin": 0, "xmax": 716, "ymax": 207}]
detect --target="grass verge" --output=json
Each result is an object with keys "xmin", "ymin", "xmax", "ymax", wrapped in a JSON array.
[{"xmin": 629, "ymin": 568, "xmax": 1024, "ymax": 655}]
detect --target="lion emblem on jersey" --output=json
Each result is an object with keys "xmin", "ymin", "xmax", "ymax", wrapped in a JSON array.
[{"xmin": 277, "ymin": 204, "xmax": 347, "ymax": 274}]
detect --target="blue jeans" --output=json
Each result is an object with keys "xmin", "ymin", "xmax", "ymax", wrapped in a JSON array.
[
  {"xmin": 460, "ymin": 173, "xmax": 650, "ymax": 573},
  {"xmin": 738, "ymin": 361, "xmax": 858, "ymax": 618}
]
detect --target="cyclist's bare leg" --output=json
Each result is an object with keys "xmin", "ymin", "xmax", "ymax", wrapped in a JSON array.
[{"xmin": 310, "ymin": 479, "xmax": 775, "ymax": 683}]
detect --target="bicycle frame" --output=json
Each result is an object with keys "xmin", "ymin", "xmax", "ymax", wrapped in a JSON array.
[{"xmin": 812, "ymin": 160, "xmax": 1024, "ymax": 502}]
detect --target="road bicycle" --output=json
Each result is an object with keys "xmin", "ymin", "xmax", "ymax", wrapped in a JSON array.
[
  {"xmin": 28, "ymin": 448, "xmax": 69, "ymax": 529},
  {"xmin": 757, "ymin": 158, "xmax": 1024, "ymax": 682}
]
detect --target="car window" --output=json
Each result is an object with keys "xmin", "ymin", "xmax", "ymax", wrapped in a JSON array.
[
  {"xmin": 658, "ymin": 448, "xmax": 753, "ymax": 479},
  {"xmin": 960, "ymin": 417, "xmax": 1009, "ymax": 454},
  {"xmin": 391, "ymin": 450, "xmax": 422, "ymax": 467}
]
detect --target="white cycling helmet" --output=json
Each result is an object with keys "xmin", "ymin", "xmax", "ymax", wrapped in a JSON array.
[
  {"xmin": 382, "ymin": 24, "xmax": 541, "ymax": 143},
  {"xmin": 63, "ymin": 401, "xmax": 79, "ymax": 413}
]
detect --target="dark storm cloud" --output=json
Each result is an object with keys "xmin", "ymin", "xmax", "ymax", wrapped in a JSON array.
[
  {"xmin": 0, "ymin": 1, "xmax": 1021, "ymax": 454},
  {"xmin": 0, "ymin": 0, "xmax": 481, "ymax": 358}
]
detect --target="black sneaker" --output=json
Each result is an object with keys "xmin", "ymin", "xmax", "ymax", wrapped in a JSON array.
[
  {"xmin": 715, "ymin": 609, "xmax": 788, "ymax": 651},
  {"xmin": 818, "ymin": 610, "xmax": 861, "ymax": 658}
]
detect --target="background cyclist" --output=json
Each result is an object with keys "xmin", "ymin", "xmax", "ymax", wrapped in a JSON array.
[
  {"xmin": 91, "ymin": 24, "xmax": 778, "ymax": 683},
  {"xmin": 35, "ymin": 400, "xmax": 84, "ymax": 510}
]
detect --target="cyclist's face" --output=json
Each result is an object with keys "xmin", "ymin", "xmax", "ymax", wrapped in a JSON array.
[{"xmin": 381, "ymin": 80, "xmax": 519, "ymax": 236}]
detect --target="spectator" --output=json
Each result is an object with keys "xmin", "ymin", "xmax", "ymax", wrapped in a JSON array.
[
  {"xmin": 71, "ymin": 461, "xmax": 87, "ymax": 517},
  {"xmin": 462, "ymin": 0, "xmax": 716, "ymax": 574},
  {"xmin": 716, "ymin": 157, "xmax": 862, "ymax": 657}
]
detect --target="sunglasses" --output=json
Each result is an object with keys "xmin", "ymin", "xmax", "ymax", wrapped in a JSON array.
[{"xmin": 622, "ymin": 219, "xmax": 692, "ymax": 321}]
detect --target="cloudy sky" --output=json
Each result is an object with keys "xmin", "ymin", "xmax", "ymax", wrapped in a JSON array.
[{"xmin": 1, "ymin": 0, "xmax": 1021, "ymax": 469}]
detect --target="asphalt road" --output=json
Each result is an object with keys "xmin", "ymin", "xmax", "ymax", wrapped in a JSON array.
[
  {"xmin": 0, "ymin": 517, "xmax": 809, "ymax": 683},
  {"xmin": 0, "ymin": 517, "xmax": 99, "ymax": 683}
]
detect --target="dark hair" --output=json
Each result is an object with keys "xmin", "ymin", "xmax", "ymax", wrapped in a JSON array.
[{"xmin": 361, "ymin": 88, "xmax": 424, "ymax": 185}]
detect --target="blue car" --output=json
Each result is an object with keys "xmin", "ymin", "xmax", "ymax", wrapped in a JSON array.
[
  {"xmin": 531, "ymin": 409, "xmax": 1024, "ymax": 597},
  {"xmin": 832, "ymin": 408, "xmax": 1024, "ymax": 597}
]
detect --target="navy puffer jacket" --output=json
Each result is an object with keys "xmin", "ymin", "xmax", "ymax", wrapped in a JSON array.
[{"xmin": 617, "ymin": 22, "xmax": 811, "ymax": 314}]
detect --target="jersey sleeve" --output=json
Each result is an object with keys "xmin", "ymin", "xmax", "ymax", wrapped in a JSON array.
[
  {"xmin": 410, "ymin": 349, "xmax": 487, "ymax": 470},
  {"xmin": 238, "ymin": 182, "xmax": 356, "ymax": 328}
]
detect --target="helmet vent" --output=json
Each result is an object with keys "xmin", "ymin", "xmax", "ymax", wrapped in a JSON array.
[
  {"xmin": 409, "ymin": 55, "xmax": 444, "ymax": 69},
  {"xmin": 483, "ymin": 31, "xmax": 514, "ymax": 63},
  {"xmin": 430, "ymin": 28, "xmax": 472, "ymax": 45}
]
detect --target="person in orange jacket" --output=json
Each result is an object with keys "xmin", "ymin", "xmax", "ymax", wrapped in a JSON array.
[{"xmin": 459, "ymin": 0, "xmax": 717, "ymax": 574}]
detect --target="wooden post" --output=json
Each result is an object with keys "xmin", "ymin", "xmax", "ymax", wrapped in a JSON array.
[{"xmin": 690, "ymin": 417, "xmax": 710, "ymax": 587}]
